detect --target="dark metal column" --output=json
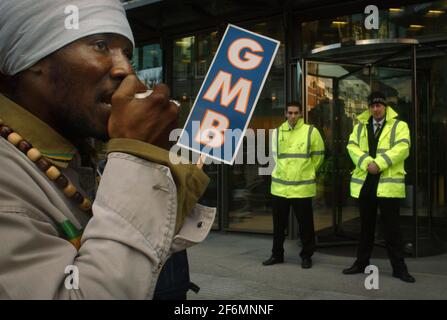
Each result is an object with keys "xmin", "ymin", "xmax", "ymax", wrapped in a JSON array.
[
  {"xmin": 411, "ymin": 44, "xmax": 419, "ymax": 257},
  {"xmin": 333, "ymin": 78, "xmax": 340, "ymax": 235}
]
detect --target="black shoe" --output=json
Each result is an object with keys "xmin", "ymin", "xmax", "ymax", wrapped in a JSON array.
[
  {"xmin": 262, "ymin": 256, "xmax": 284, "ymax": 266},
  {"xmin": 342, "ymin": 263, "xmax": 367, "ymax": 275},
  {"xmin": 301, "ymin": 258, "xmax": 312, "ymax": 269},
  {"xmin": 393, "ymin": 271, "xmax": 416, "ymax": 283}
]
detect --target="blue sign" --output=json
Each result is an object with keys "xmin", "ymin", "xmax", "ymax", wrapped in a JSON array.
[{"xmin": 177, "ymin": 24, "xmax": 280, "ymax": 164}]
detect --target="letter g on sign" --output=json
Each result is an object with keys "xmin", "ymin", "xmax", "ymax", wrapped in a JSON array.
[{"xmin": 227, "ymin": 38, "xmax": 264, "ymax": 70}]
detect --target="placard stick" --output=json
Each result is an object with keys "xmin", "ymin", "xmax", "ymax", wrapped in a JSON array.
[{"xmin": 196, "ymin": 153, "xmax": 206, "ymax": 169}]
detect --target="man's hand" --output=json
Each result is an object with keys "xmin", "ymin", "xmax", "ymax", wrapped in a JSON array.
[
  {"xmin": 108, "ymin": 75, "xmax": 179, "ymax": 149},
  {"xmin": 367, "ymin": 162, "xmax": 380, "ymax": 175}
]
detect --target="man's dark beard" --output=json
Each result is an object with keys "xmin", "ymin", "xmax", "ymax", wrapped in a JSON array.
[{"xmin": 47, "ymin": 63, "xmax": 109, "ymax": 142}]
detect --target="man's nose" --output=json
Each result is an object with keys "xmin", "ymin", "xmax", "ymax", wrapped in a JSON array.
[{"xmin": 110, "ymin": 50, "xmax": 134, "ymax": 79}]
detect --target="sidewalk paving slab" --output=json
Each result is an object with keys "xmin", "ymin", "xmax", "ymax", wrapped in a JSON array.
[{"xmin": 187, "ymin": 232, "xmax": 447, "ymax": 300}]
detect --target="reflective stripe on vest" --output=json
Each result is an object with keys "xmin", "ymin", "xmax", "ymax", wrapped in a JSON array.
[
  {"xmin": 351, "ymin": 177, "xmax": 404, "ymax": 185},
  {"xmin": 272, "ymin": 177, "xmax": 316, "ymax": 186},
  {"xmin": 358, "ymin": 152, "xmax": 369, "ymax": 168},
  {"xmin": 355, "ymin": 119, "xmax": 407, "ymax": 163},
  {"xmin": 278, "ymin": 154, "xmax": 309, "ymax": 159},
  {"xmin": 351, "ymin": 177, "xmax": 365, "ymax": 184},
  {"xmin": 377, "ymin": 120, "xmax": 410, "ymax": 154},
  {"xmin": 394, "ymin": 138, "xmax": 410, "ymax": 146},
  {"xmin": 307, "ymin": 126, "xmax": 314, "ymax": 156},
  {"xmin": 390, "ymin": 120, "xmax": 400, "ymax": 146},
  {"xmin": 381, "ymin": 153, "xmax": 393, "ymax": 167},
  {"xmin": 357, "ymin": 122, "xmax": 363, "ymax": 144},
  {"xmin": 380, "ymin": 177, "xmax": 405, "ymax": 183}
]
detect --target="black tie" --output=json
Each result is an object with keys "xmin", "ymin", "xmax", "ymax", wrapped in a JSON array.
[{"xmin": 374, "ymin": 123, "xmax": 381, "ymax": 139}]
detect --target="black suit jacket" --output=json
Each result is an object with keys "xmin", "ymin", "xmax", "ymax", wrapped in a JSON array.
[{"xmin": 362, "ymin": 117, "xmax": 386, "ymax": 194}]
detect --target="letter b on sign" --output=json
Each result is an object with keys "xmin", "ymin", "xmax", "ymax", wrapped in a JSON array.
[
  {"xmin": 195, "ymin": 110, "xmax": 229, "ymax": 148},
  {"xmin": 65, "ymin": 5, "xmax": 79, "ymax": 30},
  {"xmin": 364, "ymin": 265, "xmax": 379, "ymax": 290}
]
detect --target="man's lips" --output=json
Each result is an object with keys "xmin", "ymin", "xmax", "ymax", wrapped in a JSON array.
[
  {"xmin": 101, "ymin": 86, "xmax": 119, "ymax": 101},
  {"xmin": 98, "ymin": 90, "xmax": 116, "ymax": 108},
  {"xmin": 99, "ymin": 102, "xmax": 112, "ymax": 109}
]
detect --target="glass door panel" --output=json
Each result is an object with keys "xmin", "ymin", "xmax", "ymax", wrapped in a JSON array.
[
  {"xmin": 302, "ymin": 42, "xmax": 446, "ymax": 256},
  {"xmin": 305, "ymin": 61, "xmax": 362, "ymax": 242},
  {"xmin": 305, "ymin": 57, "xmax": 415, "ymax": 249},
  {"xmin": 337, "ymin": 63, "xmax": 414, "ymax": 247}
]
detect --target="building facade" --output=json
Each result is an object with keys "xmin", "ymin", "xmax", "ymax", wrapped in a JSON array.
[{"xmin": 122, "ymin": 0, "xmax": 447, "ymax": 257}]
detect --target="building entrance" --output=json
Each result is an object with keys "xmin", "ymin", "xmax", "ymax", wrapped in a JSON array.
[{"xmin": 297, "ymin": 39, "xmax": 447, "ymax": 256}]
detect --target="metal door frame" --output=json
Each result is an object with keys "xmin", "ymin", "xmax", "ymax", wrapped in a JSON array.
[{"xmin": 294, "ymin": 39, "xmax": 420, "ymax": 253}]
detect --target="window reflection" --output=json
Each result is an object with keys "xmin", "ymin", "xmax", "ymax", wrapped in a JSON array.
[
  {"xmin": 138, "ymin": 44, "xmax": 163, "ymax": 89},
  {"xmin": 302, "ymin": 1, "xmax": 447, "ymax": 53},
  {"xmin": 173, "ymin": 33, "xmax": 219, "ymax": 127}
]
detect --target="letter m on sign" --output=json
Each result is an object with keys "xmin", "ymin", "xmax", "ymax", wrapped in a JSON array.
[{"xmin": 203, "ymin": 71, "xmax": 252, "ymax": 114}]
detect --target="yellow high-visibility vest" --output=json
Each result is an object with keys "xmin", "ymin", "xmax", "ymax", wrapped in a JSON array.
[
  {"xmin": 347, "ymin": 106, "xmax": 410, "ymax": 198},
  {"xmin": 271, "ymin": 119, "xmax": 325, "ymax": 198}
]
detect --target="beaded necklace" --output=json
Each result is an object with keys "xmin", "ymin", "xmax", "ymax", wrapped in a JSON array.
[{"xmin": 0, "ymin": 118, "xmax": 90, "ymax": 250}]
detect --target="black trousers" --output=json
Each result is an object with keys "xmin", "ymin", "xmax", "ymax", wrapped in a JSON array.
[
  {"xmin": 153, "ymin": 250, "xmax": 190, "ymax": 300},
  {"xmin": 271, "ymin": 195, "xmax": 315, "ymax": 259},
  {"xmin": 356, "ymin": 187, "xmax": 407, "ymax": 273}
]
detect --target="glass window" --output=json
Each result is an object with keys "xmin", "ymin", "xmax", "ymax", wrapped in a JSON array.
[
  {"xmin": 173, "ymin": 32, "xmax": 219, "ymax": 127},
  {"xmin": 417, "ymin": 54, "xmax": 447, "ymax": 253},
  {"xmin": 302, "ymin": 1, "xmax": 447, "ymax": 53},
  {"xmin": 130, "ymin": 47, "xmax": 139, "ymax": 71},
  {"xmin": 137, "ymin": 43, "xmax": 163, "ymax": 89}
]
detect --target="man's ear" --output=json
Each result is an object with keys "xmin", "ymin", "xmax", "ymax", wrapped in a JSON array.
[
  {"xmin": 27, "ymin": 59, "xmax": 47, "ymax": 75},
  {"xmin": 26, "ymin": 54, "xmax": 55, "ymax": 77}
]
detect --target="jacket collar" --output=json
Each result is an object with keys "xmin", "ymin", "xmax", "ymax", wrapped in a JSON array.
[
  {"xmin": 357, "ymin": 105, "xmax": 398, "ymax": 124},
  {"xmin": 0, "ymin": 94, "xmax": 76, "ymax": 168},
  {"xmin": 281, "ymin": 118, "xmax": 304, "ymax": 131}
]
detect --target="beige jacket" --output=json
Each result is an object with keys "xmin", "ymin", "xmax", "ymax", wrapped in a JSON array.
[{"xmin": 0, "ymin": 95, "xmax": 215, "ymax": 299}]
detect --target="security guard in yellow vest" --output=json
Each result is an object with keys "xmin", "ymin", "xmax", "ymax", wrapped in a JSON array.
[
  {"xmin": 343, "ymin": 91, "xmax": 415, "ymax": 283},
  {"xmin": 263, "ymin": 102, "xmax": 324, "ymax": 269}
]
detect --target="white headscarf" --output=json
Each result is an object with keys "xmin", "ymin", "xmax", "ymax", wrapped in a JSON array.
[{"xmin": 0, "ymin": 0, "xmax": 135, "ymax": 76}]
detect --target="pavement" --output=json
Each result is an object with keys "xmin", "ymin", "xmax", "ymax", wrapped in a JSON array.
[{"xmin": 186, "ymin": 232, "xmax": 447, "ymax": 300}]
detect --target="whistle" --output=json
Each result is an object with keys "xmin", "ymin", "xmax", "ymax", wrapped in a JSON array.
[
  {"xmin": 134, "ymin": 90, "xmax": 153, "ymax": 99},
  {"xmin": 134, "ymin": 90, "xmax": 181, "ymax": 108}
]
